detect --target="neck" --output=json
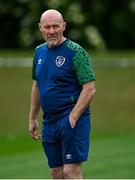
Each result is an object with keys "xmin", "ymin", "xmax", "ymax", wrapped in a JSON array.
[
  {"xmin": 48, "ymin": 37, "xmax": 67, "ymax": 48},
  {"xmin": 58, "ymin": 37, "xmax": 66, "ymax": 46}
]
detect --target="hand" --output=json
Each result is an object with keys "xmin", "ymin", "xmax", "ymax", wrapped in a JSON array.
[
  {"xmin": 29, "ymin": 119, "xmax": 41, "ymax": 140},
  {"xmin": 69, "ymin": 113, "xmax": 77, "ymax": 128}
]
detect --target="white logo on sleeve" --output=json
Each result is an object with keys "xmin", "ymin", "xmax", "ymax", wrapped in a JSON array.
[
  {"xmin": 38, "ymin": 59, "xmax": 42, "ymax": 64},
  {"xmin": 55, "ymin": 56, "xmax": 65, "ymax": 67},
  {"xmin": 65, "ymin": 154, "xmax": 72, "ymax": 160}
]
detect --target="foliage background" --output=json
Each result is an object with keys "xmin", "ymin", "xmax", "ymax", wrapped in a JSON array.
[{"xmin": 0, "ymin": 0, "xmax": 135, "ymax": 49}]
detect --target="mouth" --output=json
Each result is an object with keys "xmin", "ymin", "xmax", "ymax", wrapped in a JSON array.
[{"xmin": 48, "ymin": 36, "xmax": 57, "ymax": 40}]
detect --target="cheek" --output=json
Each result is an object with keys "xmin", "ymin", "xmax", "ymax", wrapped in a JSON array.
[
  {"xmin": 41, "ymin": 31, "xmax": 48, "ymax": 38},
  {"xmin": 57, "ymin": 30, "xmax": 63, "ymax": 36}
]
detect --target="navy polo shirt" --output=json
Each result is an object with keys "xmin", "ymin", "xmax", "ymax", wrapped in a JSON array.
[{"xmin": 32, "ymin": 39, "xmax": 95, "ymax": 116}]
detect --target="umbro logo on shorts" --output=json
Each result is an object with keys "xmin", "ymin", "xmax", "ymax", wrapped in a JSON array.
[
  {"xmin": 65, "ymin": 154, "xmax": 72, "ymax": 160},
  {"xmin": 55, "ymin": 56, "xmax": 65, "ymax": 67},
  {"xmin": 38, "ymin": 59, "xmax": 42, "ymax": 64}
]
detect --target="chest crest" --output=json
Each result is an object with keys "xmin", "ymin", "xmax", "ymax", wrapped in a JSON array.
[{"xmin": 55, "ymin": 56, "xmax": 65, "ymax": 67}]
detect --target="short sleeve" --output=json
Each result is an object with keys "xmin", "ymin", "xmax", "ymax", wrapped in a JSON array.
[
  {"xmin": 73, "ymin": 47, "xmax": 95, "ymax": 85},
  {"xmin": 32, "ymin": 53, "xmax": 37, "ymax": 80}
]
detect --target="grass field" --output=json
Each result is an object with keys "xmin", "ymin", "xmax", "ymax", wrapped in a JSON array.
[
  {"xmin": 0, "ymin": 50, "xmax": 135, "ymax": 178},
  {"xmin": 0, "ymin": 132, "xmax": 134, "ymax": 179}
]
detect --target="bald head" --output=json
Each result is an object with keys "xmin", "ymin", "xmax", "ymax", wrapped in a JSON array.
[
  {"xmin": 40, "ymin": 9, "xmax": 64, "ymax": 23},
  {"xmin": 38, "ymin": 9, "xmax": 66, "ymax": 48}
]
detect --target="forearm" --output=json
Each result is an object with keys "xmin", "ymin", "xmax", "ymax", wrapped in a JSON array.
[
  {"xmin": 29, "ymin": 81, "xmax": 40, "ymax": 120},
  {"xmin": 70, "ymin": 81, "xmax": 96, "ymax": 122}
]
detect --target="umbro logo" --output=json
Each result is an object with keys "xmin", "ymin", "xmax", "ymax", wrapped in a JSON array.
[
  {"xmin": 65, "ymin": 154, "xmax": 72, "ymax": 160},
  {"xmin": 55, "ymin": 56, "xmax": 65, "ymax": 67},
  {"xmin": 38, "ymin": 59, "xmax": 42, "ymax": 64}
]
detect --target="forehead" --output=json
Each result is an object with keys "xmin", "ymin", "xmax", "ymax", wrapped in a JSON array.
[{"xmin": 40, "ymin": 13, "xmax": 63, "ymax": 25}]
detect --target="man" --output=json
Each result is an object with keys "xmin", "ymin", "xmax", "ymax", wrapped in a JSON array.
[{"xmin": 29, "ymin": 9, "xmax": 96, "ymax": 179}]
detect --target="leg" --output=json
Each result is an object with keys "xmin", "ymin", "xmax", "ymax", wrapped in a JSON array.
[
  {"xmin": 42, "ymin": 123, "xmax": 64, "ymax": 178},
  {"xmin": 63, "ymin": 163, "xmax": 83, "ymax": 179},
  {"xmin": 60, "ymin": 112, "xmax": 90, "ymax": 179},
  {"xmin": 50, "ymin": 166, "xmax": 64, "ymax": 179}
]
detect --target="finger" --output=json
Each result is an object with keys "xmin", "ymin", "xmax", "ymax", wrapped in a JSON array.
[
  {"xmin": 70, "ymin": 121, "xmax": 76, "ymax": 128},
  {"xmin": 29, "ymin": 130, "xmax": 37, "ymax": 140},
  {"xmin": 33, "ymin": 130, "xmax": 41, "ymax": 140},
  {"xmin": 31, "ymin": 131, "xmax": 36, "ymax": 139}
]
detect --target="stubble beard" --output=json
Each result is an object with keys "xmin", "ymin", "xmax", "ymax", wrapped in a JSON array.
[{"xmin": 48, "ymin": 40, "xmax": 57, "ymax": 48}]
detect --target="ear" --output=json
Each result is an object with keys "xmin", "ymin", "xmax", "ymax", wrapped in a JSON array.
[
  {"xmin": 63, "ymin": 22, "xmax": 66, "ymax": 31},
  {"xmin": 38, "ymin": 23, "xmax": 42, "ymax": 32}
]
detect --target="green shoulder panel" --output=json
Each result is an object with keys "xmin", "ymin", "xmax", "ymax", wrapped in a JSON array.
[{"xmin": 66, "ymin": 40, "xmax": 95, "ymax": 84}]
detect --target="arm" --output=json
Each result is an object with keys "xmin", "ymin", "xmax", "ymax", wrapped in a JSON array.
[
  {"xmin": 69, "ymin": 81, "xmax": 96, "ymax": 128},
  {"xmin": 29, "ymin": 81, "xmax": 41, "ymax": 140}
]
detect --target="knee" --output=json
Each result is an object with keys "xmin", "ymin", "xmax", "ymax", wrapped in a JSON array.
[
  {"xmin": 63, "ymin": 167, "xmax": 71, "ymax": 179},
  {"xmin": 50, "ymin": 168, "xmax": 63, "ymax": 179},
  {"xmin": 63, "ymin": 164, "xmax": 82, "ymax": 179}
]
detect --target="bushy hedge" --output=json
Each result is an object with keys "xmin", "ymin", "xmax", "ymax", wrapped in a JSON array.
[{"xmin": 0, "ymin": 0, "xmax": 135, "ymax": 49}]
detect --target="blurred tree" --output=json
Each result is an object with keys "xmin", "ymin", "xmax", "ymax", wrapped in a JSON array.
[
  {"xmin": 99, "ymin": 0, "xmax": 135, "ymax": 49},
  {"xmin": 0, "ymin": 0, "xmax": 135, "ymax": 49},
  {"xmin": 0, "ymin": 0, "xmax": 29, "ymax": 48}
]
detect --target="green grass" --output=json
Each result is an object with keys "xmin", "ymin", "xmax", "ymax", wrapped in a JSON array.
[
  {"xmin": 92, "ymin": 68, "xmax": 135, "ymax": 133},
  {"xmin": 0, "ymin": 50, "xmax": 135, "ymax": 178},
  {"xmin": 0, "ymin": 132, "xmax": 134, "ymax": 178},
  {"xmin": 86, "ymin": 132, "xmax": 135, "ymax": 179},
  {"xmin": 0, "ymin": 68, "xmax": 32, "ymax": 134},
  {"xmin": 0, "ymin": 49, "xmax": 33, "ymax": 57}
]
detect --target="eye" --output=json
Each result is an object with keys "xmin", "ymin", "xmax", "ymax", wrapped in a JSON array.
[
  {"xmin": 53, "ymin": 24, "xmax": 60, "ymax": 29},
  {"xmin": 42, "ymin": 25, "xmax": 50, "ymax": 30}
]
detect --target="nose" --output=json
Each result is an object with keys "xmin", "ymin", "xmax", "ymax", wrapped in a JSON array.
[{"xmin": 49, "ymin": 27, "xmax": 55, "ymax": 34}]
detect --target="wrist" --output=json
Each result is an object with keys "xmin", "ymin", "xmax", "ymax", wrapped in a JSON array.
[
  {"xmin": 29, "ymin": 112, "xmax": 37, "ymax": 120},
  {"xmin": 69, "ymin": 112, "xmax": 78, "ymax": 122},
  {"xmin": 29, "ymin": 116, "xmax": 37, "ymax": 122}
]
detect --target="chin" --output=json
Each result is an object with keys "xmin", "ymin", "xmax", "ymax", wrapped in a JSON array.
[{"xmin": 48, "ymin": 41, "xmax": 58, "ymax": 47}]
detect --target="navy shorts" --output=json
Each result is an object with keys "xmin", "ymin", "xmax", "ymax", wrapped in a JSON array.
[{"xmin": 42, "ymin": 109, "xmax": 91, "ymax": 168}]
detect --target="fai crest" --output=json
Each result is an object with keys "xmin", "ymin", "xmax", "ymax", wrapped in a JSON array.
[{"xmin": 55, "ymin": 56, "xmax": 65, "ymax": 67}]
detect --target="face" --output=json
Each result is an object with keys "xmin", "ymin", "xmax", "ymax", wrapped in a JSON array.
[{"xmin": 39, "ymin": 14, "xmax": 66, "ymax": 48}]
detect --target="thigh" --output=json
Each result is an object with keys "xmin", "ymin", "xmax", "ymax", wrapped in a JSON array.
[
  {"xmin": 42, "ymin": 123, "xmax": 63, "ymax": 168},
  {"xmin": 42, "ymin": 141, "xmax": 63, "ymax": 168},
  {"xmin": 61, "ymin": 112, "xmax": 91, "ymax": 165}
]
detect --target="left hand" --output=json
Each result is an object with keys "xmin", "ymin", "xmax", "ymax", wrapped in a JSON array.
[{"xmin": 69, "ymin": 113, "xmax": 77, "ymax": 128}]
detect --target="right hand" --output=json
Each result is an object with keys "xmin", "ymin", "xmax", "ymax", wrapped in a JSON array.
[{"xmin": 29, "ymin": 119, "xmax": 41, "ymax": 140}]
